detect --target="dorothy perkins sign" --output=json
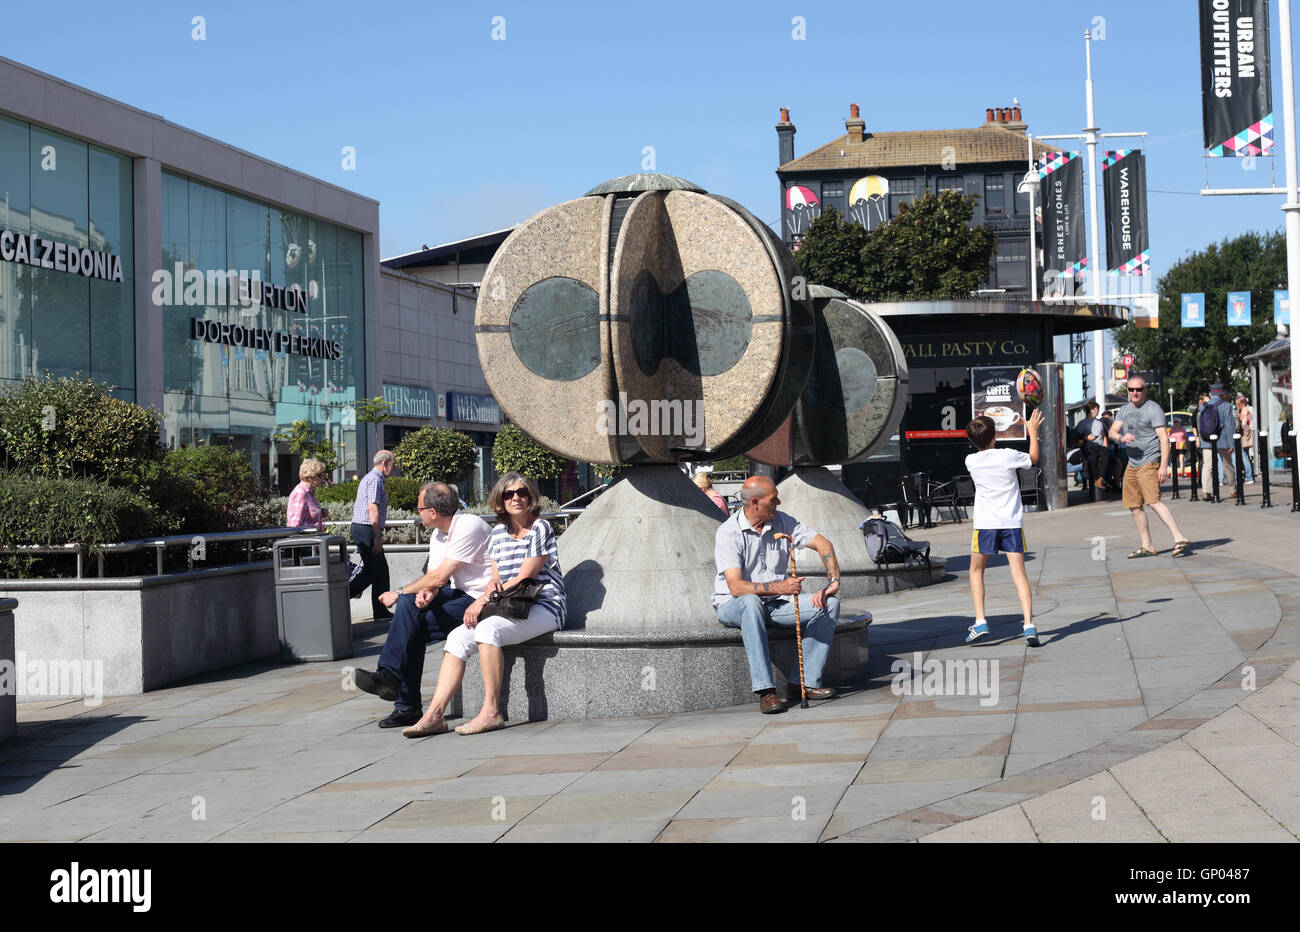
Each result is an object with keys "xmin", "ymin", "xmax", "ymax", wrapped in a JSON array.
[{"xmin": 0, "ymin": 230, "xmax": 124, "ymax": 282}]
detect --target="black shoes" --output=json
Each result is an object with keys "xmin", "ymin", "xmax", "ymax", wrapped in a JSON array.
[
  {"xmin": 377, "ymin": 708, "xmax": 422, "ymax": 729},
  {"xmin": 355, "ymin": 666, "xmax": 401, "ymax": 703}
]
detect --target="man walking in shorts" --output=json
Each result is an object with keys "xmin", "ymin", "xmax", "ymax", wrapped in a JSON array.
[{"xmin": 1109, "ymin": 376, "xmax": 1191, "ymax": 558}]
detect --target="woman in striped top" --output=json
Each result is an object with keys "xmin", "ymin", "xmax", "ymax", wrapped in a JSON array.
[{"xmin": 403, "ymin": 471, "xmax": 566, "ymax": 738}]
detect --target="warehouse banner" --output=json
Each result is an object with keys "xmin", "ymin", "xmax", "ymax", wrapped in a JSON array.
[
  {"xmin": 1276, "ymin": 289, "xmax": 1290, "ymax": 324},
  {"xmin": 1038, "ymin": 151, "xmax": 1087, "ymax": 279},
  {"xmin": 1182, "ymin": 293, "xmax": 1206, "ymax": 328},
  {"xmin": 1200, "ymin": 0, "xmax": 1273, "ymax": 156},
  {"xmin": 1102, "ymin": 150, "xmax": 1150, "ymax": 275}
]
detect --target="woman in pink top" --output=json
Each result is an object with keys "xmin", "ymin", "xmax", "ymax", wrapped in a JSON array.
[
  {"xmin": 693, "ymin": 472, "xmax": 729, "ymax": 514},
  {"xmin": 286, "ymin": 458, "xmax": 328, "ymax": 532}
]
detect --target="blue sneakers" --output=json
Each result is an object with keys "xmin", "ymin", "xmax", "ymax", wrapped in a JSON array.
[
  {"xmin": 1023, "ymin": 625, "xmax": 1040, "ymax": 647},
  {"xmin": 965, "ymin": 621, "xmax": 990, "ymax": 643}
]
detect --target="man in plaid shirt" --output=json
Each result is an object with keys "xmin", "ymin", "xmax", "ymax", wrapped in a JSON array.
[{"xmin": 350, "ymin": 450, "xmax": 397, "ymax": 620}]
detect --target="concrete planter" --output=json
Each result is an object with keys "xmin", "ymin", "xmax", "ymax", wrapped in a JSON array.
[{"xmin": 1, "ymin": 563, "xmax": 279, "ymax": 700}]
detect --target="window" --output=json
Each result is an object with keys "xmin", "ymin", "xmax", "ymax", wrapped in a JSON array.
[
  {"xmin": 1014, "ymin": 177, "xmax": 1030, "ymax": 214},
  {"xmin": 984, "ymin": 174, "xmax": 1005, "ymax": 214},
  {"xmin": 889, "ymin": 178, "xmax": 917, "ymax": 217},
  {"xmin": 995, "ymin": 241, "xmax": 1028, "ymax": 289},
  {"xmin": 937, "ymin": 175, "xmax": 962, "ymax": 193},
  {"xmin": 821, "ymin": 182, "xmax": 845, "ymax": 220}
]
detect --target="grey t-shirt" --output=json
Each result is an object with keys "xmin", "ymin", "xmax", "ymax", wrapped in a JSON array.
[{"xmin": 1115, "ymin": 400, "xmax": 1166, "ymax": 466}]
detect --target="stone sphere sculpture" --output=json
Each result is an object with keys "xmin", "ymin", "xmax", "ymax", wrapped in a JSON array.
[
  {"xmin": 475, "ymin": 173, "xmax": 814, "ymax": 463},
  {"xmin": 748, "ymin": 285, "xmax": 909, "ymax": 466}
]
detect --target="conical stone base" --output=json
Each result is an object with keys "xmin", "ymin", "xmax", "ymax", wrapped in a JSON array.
[
  {"xmin": 776, "ymin": 466, "xmax": 947, "ymax": 597},
  {"xmin": 459, "ymin": 464, "xmax": 872, "ymax": 721}
]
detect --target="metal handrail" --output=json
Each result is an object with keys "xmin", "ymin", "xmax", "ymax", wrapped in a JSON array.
[
  {"xmin": 322, "ymin": 509, "xmax": 585, "ymax": 543},
  {"xmin": 2, "ymin": 526, "xmax": 319, "ymax": 578}
]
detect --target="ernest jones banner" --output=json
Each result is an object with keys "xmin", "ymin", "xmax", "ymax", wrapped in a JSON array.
[
  {"xmin": 1200, "ymin": 0, "xmax": 1273, "ymax": 156},
  {"xmin": 1103, "ymin": 150, "xmax": 1150, "ymax": 275},
  {"xmin": 1038, "ymin": 151, "xmax": 1087, "ymax": 278},
  {"xmin": 971, "ymin": 366, "xmax": 1026, "ymax": 443}
]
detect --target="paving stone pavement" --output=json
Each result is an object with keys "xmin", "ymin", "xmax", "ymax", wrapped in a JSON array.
[{"xmin": 3, "ymin": 482, "xmax": 1299, "ymax": 843}]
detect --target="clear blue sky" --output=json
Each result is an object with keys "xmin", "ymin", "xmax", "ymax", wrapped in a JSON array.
[{"xmin": 1, "ymin": 0, "xmax": 1293, "ymax": 282}]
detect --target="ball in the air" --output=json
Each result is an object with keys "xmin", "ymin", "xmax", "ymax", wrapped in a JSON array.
[{"xmin": 1017, "ymin": 368, "xmax": 1044, "ymax": 406}]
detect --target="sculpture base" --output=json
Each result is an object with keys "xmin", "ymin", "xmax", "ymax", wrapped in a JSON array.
[{"xmin": 460, "ymin": 615, "xmax": 871, "ymax": 722}]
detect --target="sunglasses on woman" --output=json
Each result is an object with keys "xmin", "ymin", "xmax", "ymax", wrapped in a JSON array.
[{"xmin": 502, "ymin": 488, "xmax": 531, "ymax": 501}]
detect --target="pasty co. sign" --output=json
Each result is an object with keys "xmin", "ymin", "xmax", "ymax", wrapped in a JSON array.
[{"xmin": 0, "ymin": 230, "xmax": 124, "ymax": 282}]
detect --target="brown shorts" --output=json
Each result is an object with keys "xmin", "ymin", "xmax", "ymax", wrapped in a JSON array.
[{"xmin": 1122, "ymin": 461, "xmax": 1161, "ymax": 508}]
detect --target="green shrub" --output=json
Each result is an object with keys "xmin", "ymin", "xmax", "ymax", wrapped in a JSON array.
[
  {"xmin": 139, "ymin": 446, "xmax": 263, "ymax": 535},
  {"xmin": 710, "ymin": 454, "xmax": 750, "ymax": 472},
  {"xmin": 393, "ymin": 427, "xmax": 477, "ymax": 484},
  {"xmin": 0, "ymin": 375, "xmax": 165, "ymax": 484},
  {"xmin": 492, "ymin": 424, "xmax": 565, "ymax": 480},
  {"xmin": 317, "ymin": 475, "xmax": 419, "ymax": 511},
  {"xmin": 0, "ymin": 471, "xmax": 154, "ymax": 576}
]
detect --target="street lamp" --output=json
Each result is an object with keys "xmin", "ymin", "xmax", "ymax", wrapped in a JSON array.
[{"xmin": 1017, "ymin": 169, "xmax": 1041, "ymax": 301}]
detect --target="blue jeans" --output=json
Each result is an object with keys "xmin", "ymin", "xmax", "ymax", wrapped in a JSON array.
[
  {"xmin": 378, "ymin": 588, "xmax": 473, "ymax": 713},
  {"xmin": 716, "ymin": 593, "xmax": 838, "ymax": 693}
]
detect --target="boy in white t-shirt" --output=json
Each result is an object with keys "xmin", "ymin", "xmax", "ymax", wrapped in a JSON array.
[{"xmin": 963, "ymin": 409, "xmax": 1044, "ymax": 647}]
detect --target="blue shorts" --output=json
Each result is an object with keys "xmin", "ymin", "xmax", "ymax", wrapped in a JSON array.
[{"xmin": 971, "ymin": 528, "xmax": 1026, "ymax": 555}]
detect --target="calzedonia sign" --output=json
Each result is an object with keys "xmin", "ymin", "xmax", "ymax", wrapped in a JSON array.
[
  {"xmin": 0, "ymin": 230, "xmax": 124, "ymax": 282},
  {"xmin": 190, "ymin": 317, "xmax": 342, "ymax": 360}
]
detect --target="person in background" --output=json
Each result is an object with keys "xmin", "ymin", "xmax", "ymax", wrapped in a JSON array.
[
  {"xmin": 1169, "ymin": 418, "xmax": 1188, "ymax": 479},
  {"xmin": 351, "ymin": 450, "xmax": 397, "ymax": 620},
  {"xmin": 693, "ymin": 472, "xmax": 729, "ymax": 514},
  {"xmin": 1110, "ymin": 375, "xmax": 1190, "ymax": 558},
  {"xmin": 286, "ymin": 458, "xmax": 328, "ymax": 533},
  {"xmin": 1236, "ymin": 394, "xmax": 1256, "ymax": 484}
]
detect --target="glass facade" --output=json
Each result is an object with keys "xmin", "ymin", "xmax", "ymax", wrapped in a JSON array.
[
  {"xmin": 159, "ymin": 173, "xmax": 366, "ymax": 489},
  {"xmin": 0, "ymin": 115, "xmax": 135, "ymax": 396}
]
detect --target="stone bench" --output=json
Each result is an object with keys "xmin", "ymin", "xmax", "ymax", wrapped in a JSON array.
[{"xmin": 458, "ymin": 611, "xmax": 871, "ymax": 723}]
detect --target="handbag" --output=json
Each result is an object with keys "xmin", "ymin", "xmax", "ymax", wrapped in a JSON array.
[{"xmin": 478, "ymin": 577, "xmax": 545, "ymax": 621}]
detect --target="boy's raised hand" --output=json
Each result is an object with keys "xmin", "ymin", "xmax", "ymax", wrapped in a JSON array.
[{"xmin": 1027, "ymin": 408, "xmax": 1044, "ymax": 433}]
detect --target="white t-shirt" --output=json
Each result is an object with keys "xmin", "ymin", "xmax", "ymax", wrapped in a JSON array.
[
  {"xmin": 427, "ymin": 512, "xmax": 493, "ymax": 597},
  {"xmin": 965, "ymin": 448, "xmax": 1034, "ymax": 529}
]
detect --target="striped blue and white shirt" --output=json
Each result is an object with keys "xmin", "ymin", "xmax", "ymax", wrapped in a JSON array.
[
  {"xmin": 489, "ymin": 519, "xmax": 566, "ymax": 629},
  {"xmin": 351, "ymin": 467, "xmax": 388, "ymax": 526}
]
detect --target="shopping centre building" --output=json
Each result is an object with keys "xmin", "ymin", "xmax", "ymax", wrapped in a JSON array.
[{"xmin": 0, "ymin": 57, "xmax": 390, "ymax": 492}]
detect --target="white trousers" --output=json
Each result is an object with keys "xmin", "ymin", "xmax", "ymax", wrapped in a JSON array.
[{"xmin": 444, "ymin": 603, "xmax": 557, "ymax": 660}]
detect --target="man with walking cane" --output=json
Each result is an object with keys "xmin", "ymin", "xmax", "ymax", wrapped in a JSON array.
[{"xmin": 712, "ymin": 476, "xmax": 841, "ymax": 714}]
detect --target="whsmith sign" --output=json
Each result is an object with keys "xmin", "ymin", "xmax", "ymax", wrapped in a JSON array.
[{"xmin": 0, "ymin": 230, "xmax": 124, "ymax": 282}]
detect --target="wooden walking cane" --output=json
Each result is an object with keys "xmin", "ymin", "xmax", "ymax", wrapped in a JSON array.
[{"xmin": 772, "ymin": 533, "xmax": 808, "ymax": 708}]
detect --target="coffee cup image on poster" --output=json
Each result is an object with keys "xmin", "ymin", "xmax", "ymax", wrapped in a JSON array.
[{"xmin": 971, "ymin": 366, "xmax": 1026, "ymax": 441}]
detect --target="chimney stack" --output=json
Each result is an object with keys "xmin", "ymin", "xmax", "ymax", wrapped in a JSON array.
[
  {"xmin": 777, "ymin": 107, "xmax": 796, "ymax": 166},
  {"xmin": 986, "ymin": 107, "xmax": 995, "ymax": 123},
  {"xmin": 845, "ymin": 103, "xmax": 865, "ymax": 144},
  {"xmin": 1013, "ymin": 105, "xmax": 1022, "ymax": 121}
]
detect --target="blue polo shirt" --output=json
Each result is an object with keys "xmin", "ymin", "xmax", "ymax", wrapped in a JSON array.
[
  {"xmin": 712, "ymin": 508, "xmax": 817, "ymax": 609},
  {"xmin": 351, "ymin": 467, "xmax": 388, "ymax": 526}
]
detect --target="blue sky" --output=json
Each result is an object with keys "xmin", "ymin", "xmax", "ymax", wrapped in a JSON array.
[{"xmin": 0, "ymin": 0, "xmax": 1292, "ymax": 282}]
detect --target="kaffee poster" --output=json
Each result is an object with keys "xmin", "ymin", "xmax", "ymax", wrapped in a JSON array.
[{"xmin": 971, "ymin": 366, "xmax": 1025, "ymax": 442}]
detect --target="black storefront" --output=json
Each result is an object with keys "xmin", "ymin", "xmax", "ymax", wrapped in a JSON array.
[{"xmin": 842, "ymin": 299, "xmax": 1125, "ymax": 506}]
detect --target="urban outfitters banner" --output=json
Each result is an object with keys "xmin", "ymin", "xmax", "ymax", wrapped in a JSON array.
[
  {"xmin": 1102, "ymin": 150, "xmax": 1150, "ymax": 275},
  {"xmin": 1200, "ymin": 0, "xmax": 1273, "ymax": 156},
  {"xmin": 1038, "ymin": 151, "xmax": 1087, "ymax": 281}
]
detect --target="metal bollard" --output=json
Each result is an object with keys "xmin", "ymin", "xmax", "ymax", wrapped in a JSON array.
[
  {"xmin": 1260, "ymin": 431, "xmax": 1272, "ymax": 508},
  {"xmin": 1291, "ymin": 431, "xmax": 1300, "ymax": 513},
  {"xmin": 1086, "ymin": 450, "xmax": 1097, "ymax": 502},
  {"xmin": 1234, "ymin": 433, "xmax": 1246, "ymax": 506},
  {"xmin": 1190, "ymin": 436, "xmax": 1201, "ymax": 502},
  {"xmin": 1210, "ymin": 435, "xmax": 1221, "ymax": 502},
  {"xmin": 1171, "ymin": 446, "xmax": 1180, "ymax": 499}
]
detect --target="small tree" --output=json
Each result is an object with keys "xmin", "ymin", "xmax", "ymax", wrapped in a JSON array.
[
  {"xmin": 274, "ymin": 419, "xmax": 340, "ymax": 473},
  {"xmin": 492, "ymin": 423, "xmax": 565, "ymax": 480},
  {"xmin": 393, "ymin": 427, "xmax": 478, "ymax": 484},
  {"xmin": 352, "ymin": 396, "xmax": 392, "ymax": 454},
  {"xmin": 0, "ymin": 374, "xmax": 165, "ymax": 485},
  {"xmin": 794, "ymin": 207, "xmax": 871, "ymax": 298}
]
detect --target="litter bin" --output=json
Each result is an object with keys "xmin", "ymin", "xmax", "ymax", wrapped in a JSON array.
[{"xmin": 273, "ymin": 535, "xmax": 353, "ymax": 661}]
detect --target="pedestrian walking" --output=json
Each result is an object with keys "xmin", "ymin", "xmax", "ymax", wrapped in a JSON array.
[
  {"xmin": 350, "ymin": 450, "xmax": 397, "ymax": 620},
  {"xmin": 1236, "ymin": 394, "xmax": 1256, "ymax": 483},
  {"xmin": 1110, "ymin": 376, "xmax": 1191, "ymax": 557}
]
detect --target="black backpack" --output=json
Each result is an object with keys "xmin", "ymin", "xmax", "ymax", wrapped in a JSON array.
[
  {"xmin": 860, "ymin": 517, "xmax": 931, "ymax": 567},
  {"xmin": 1197, "ymin": 403, "xmax": 1219, "ymax": 439}
]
